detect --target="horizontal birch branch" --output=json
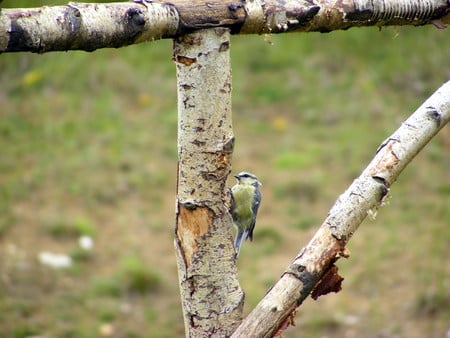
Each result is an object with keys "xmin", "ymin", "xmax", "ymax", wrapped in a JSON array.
[
  {"xmin": 231, "ymin": 81, "xmax": 450, "ymax": 337},
  {"xmin": 0, "ymin": 0, "xmax": 449, "ymax": 53}
]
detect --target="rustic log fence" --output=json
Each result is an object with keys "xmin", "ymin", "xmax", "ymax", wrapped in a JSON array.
[{"xmin": 1, "ymin": 1, "xmax": 449, "ymax": 336}]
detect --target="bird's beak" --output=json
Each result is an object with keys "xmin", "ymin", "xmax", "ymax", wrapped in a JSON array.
[{"xmin": 233, "ymin": 174, "xmax": 239, "ymax": 179}]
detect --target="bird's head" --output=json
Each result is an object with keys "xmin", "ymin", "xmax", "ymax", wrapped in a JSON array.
[{"xmin": 234, "ymin": 171, "xmax": 261, "ymax": 187}]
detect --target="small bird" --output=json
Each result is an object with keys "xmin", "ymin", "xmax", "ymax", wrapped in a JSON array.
[{"xmin": 230, "ymin": 171, "xmax": 262, "ymax": 258}]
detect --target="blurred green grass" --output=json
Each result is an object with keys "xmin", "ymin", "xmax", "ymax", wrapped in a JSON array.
[{"xmin": 1, "ymin": 1, "xmax": 450, "ymax": 337}]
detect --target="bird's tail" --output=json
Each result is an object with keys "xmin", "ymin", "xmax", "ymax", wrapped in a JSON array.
[{"xmin": 234, "ymin": 229, "xmax": 246, "ymax": 258}]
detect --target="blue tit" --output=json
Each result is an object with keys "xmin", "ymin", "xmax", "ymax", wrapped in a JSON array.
[{"xmin": 230, "ymin": 171, "xmax": 262, "ymax": 258}]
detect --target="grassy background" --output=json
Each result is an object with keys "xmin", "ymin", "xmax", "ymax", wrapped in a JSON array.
[{"xmin": 1, "ymin": 1, "xmax": 450, "ymax": 337}]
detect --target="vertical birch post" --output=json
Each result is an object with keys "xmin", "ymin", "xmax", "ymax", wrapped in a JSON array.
[{"xmin": 173, "ymin": 28, "xmax": 244, "ymax": 337}]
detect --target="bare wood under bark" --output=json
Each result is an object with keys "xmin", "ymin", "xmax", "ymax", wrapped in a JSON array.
[{"xmin": 1, "ymin": 0, "xmax": 449, "ymax": 53}]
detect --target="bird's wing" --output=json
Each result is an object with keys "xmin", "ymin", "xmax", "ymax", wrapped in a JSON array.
[{"xmin": 247, "ymin": 188, "xmax": 261, "ymax": 241}]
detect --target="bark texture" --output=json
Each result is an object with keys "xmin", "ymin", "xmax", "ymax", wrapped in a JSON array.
[
  {"xmin": 231, "ymin": 81, "xmax": 450, "ymax": 337},
  {"xmin": 173, "ymin": 28, "xmax": 243, "ymax": 337},
  {"xmin": 0, "ymin": 2, "xmax": 179, "ymax": 52},
  {"xmin": 1, "ymin": 0, "xmax": 449, "ymax": 53}
]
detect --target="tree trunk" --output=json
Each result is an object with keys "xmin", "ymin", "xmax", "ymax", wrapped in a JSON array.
[{"xmin": 173, "ymin": 28, "xmax": 243, "ymax": 337}]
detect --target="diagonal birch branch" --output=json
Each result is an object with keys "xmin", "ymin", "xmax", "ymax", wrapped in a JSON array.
[{"xmin": 231, "ymin": 81, "xmax": 450, "ymax": 337}]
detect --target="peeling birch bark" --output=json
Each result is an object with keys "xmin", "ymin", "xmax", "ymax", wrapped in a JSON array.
[
  {"xmin": 232, "ymin": 82, "xmax": 450, "ymax": 337},
  {"xmin": 1, "ymin": 0, "xmax": 449, "ymax": 53},
  {"xmin": 173, "ymin": 28, "xmax": 243, "ymax": 337}
]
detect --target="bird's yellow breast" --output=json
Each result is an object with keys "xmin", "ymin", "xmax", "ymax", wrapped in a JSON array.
[{"xmin": 231, "ymin": 184, "xmax": 254, "ymax": 225}]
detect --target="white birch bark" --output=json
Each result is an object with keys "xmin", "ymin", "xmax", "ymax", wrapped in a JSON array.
[
  {"xmin": 1, "ymin": 0, "xmax": 449, "ymax": 53},
  {"xmin": 173, "ymin": 28, "xmax": 243, "ymax": 337},
  {"xmin": 0, "ymin": 2, "xmax": 179, "ymax": 52}
]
